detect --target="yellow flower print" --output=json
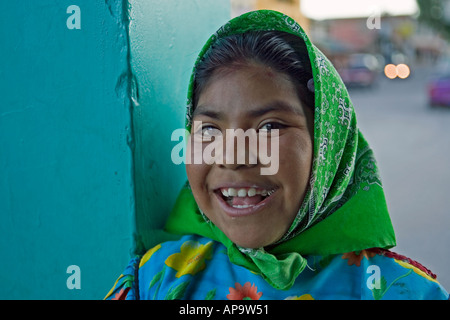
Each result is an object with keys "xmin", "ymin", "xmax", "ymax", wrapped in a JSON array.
[
  {"xmin": 285, "ymin": 294, "xmax": 315, "ymax": 300},
  {"xmin": 394, "ymin": 259, "xmax": 439, "ymax": 284},
  {"xmin": 139, "ymin": 244, "xmax": 162, "ymax": 268},
  {"xmin": 165, "ymin": 241, "xmax": 214, "ymax": 278}
]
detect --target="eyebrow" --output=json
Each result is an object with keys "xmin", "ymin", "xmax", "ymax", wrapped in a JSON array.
[
  {"xmin": 192, "ymin": 107, "xmax": 223, "ymax": 120},
  {"xmin": 193, "ymin": 100, "xmax": 305, "ymax": 120},
  {"xmin": 248, "ymin": 101, "xmax": 305, "ymax": 118}
]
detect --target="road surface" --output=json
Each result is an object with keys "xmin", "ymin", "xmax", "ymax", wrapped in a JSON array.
[{"xmin": 349, "ymin": 64, "xmax": 450, "ymax": 291}]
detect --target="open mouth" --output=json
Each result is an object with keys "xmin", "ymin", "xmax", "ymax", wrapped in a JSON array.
[{"xmin": 217, "ymin": 187, "xmax": 276, "ymax": 209}]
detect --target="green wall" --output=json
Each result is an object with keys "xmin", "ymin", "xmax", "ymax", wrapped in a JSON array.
[
  {"xmin": 0, "ymin": 0, "xmax": 135, "ymax": 299},
  {"xmin": 129, "ymin": 0, "xmax": 230, "ymax": 252},
  {"xmin": 0, "ymin": 0, "xmax": 230, "ymax": 299}
]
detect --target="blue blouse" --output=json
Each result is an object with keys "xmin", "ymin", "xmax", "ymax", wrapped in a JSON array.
[{"xmin": 105, "ymin": 235, "xmax": 448, "ymax": 300}]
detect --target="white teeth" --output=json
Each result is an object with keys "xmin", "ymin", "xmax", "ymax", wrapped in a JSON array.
[
  {"xmin": 221, "ymin": 187, "xmax": 275, "ymax": 198},
  {"xmin": 237, "ymin": 189, "xmax": 247, "ymax": 197},
  {"xmin": 232, "ymin": 204, "xmax": 253, "ymax": 209}
]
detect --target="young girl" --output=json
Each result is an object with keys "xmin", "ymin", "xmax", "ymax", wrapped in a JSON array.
[{"xmin": 105, "ymin": 10, "xmax": 448, "ymax": 300}]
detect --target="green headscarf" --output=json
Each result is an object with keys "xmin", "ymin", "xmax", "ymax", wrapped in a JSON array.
[{"xmin": 165, "ymin": 10, "xmax": 395, "ymax": 290}]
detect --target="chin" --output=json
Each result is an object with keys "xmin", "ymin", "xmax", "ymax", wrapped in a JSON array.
[{"xmin": 227, "ymin": 231, "xmax": 280, "ymax": 249}]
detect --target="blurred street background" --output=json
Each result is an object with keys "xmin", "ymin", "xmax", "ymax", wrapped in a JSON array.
[
  {"xmin": 352, "ymin": 66, "xmax": 450, "ymax": 291},
  {"xmin": 232, "ymin": 0, "xmax": 450, "ymax": 290}
]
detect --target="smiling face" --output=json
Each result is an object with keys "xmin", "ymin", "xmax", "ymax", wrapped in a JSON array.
[{"xmin": 186, "ymin": 63, "xmax": 314, "ymax": 248}]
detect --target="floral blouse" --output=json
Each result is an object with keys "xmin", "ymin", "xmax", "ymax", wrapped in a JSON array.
[{"xmin": 105, "ymin": 235, "xmax": 448, "ymax": 300}]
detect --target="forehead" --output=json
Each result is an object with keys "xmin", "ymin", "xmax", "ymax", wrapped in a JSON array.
[
  {"xmin": 203, "ymin": 62, "xmax": 293, "ymax": 92},
  {"xmin": 194, "ymin": 63, "xmax": 306, "ymax": 118}
]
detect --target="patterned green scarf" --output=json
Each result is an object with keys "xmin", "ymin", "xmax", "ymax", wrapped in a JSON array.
[{"xmin": 165, "ymin": 10, "xmax": 395, "ymax": 290}]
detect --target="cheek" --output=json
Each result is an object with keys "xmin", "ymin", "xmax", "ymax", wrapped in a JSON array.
[
  {"xmin": 186, "ymin": 163, "xmax": 204, "ymax": 188},
  {"xmin": 277, "ymin": 134, "xmax": 313, "ymax": 199},
  {"xmin": 185, "ymin": 162, "xmax": 212, "ymax": 207},
  {"xmin": 279, "ymin": 133, "xmax": 313, "ymax": 171},
  {"xmin": 186, "ymin": 135, "xmax": 206, "ymax": 186}
]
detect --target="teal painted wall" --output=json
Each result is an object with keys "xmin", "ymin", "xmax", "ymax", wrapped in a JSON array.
[
  {"xmin": 0, "ymin": 1, "xmax": 135, "ymax": 299},
  {"xmin": 129, "ymin": 0, "xmax": 230, "ymax": 252},
  {"xmin": 0, "ymin": 0, "xmax": 230, "ymax": 299}
]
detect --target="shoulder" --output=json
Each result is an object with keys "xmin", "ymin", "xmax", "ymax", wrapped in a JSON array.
[
  {"xmin": 104, "ymin": 255, "xmax": 140, "ymax": 300},
  {"xmin": 104, "ymin": 235, "xmax": 221, "ymax": 300},
  {"xmin": 371, "ymin": 248, "xmax": 438, "ymax": 280},
  {"xmin": 341, "ymin": 248, "xmax": 449, "ymax": 300},
  {"xmin": 138, "ymin": 235, "xmax": 218, "ymax": 277},
  {"xmin": 138, "ymin": 235, "xmax": 221, "ymax": 300}
]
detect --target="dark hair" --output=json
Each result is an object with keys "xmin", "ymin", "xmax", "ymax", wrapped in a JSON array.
[{"xmin": 193, "ymin": 31, "xmax": 314, "ymax": 110}]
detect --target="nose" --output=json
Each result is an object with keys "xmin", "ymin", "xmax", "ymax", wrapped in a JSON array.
[{"xmin": 218, "ymin": 129, "xmax": 259, "ymax": 170}]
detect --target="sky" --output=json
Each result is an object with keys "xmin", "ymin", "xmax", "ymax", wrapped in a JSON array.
[{"xmin": 301, "ymin": 0, "xmax": 419, "ymax": 20}]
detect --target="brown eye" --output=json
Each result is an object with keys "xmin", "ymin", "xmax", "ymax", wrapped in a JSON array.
[
  {"xmin": 201, "ymin": 126, "xmax": 222, "ymax": 140},
  {"xmin": 259, "ymin": 122, "xmax": 285, "ymax": 133}
]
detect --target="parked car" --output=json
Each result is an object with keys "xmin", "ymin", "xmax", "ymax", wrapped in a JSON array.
[
  {"xmin": 427, "ymin": 57, "xmax": 450, "ymax": 107},
  {"xmin": 338, "ymin": 54, "xmax": 380, "ymax": 88}
]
